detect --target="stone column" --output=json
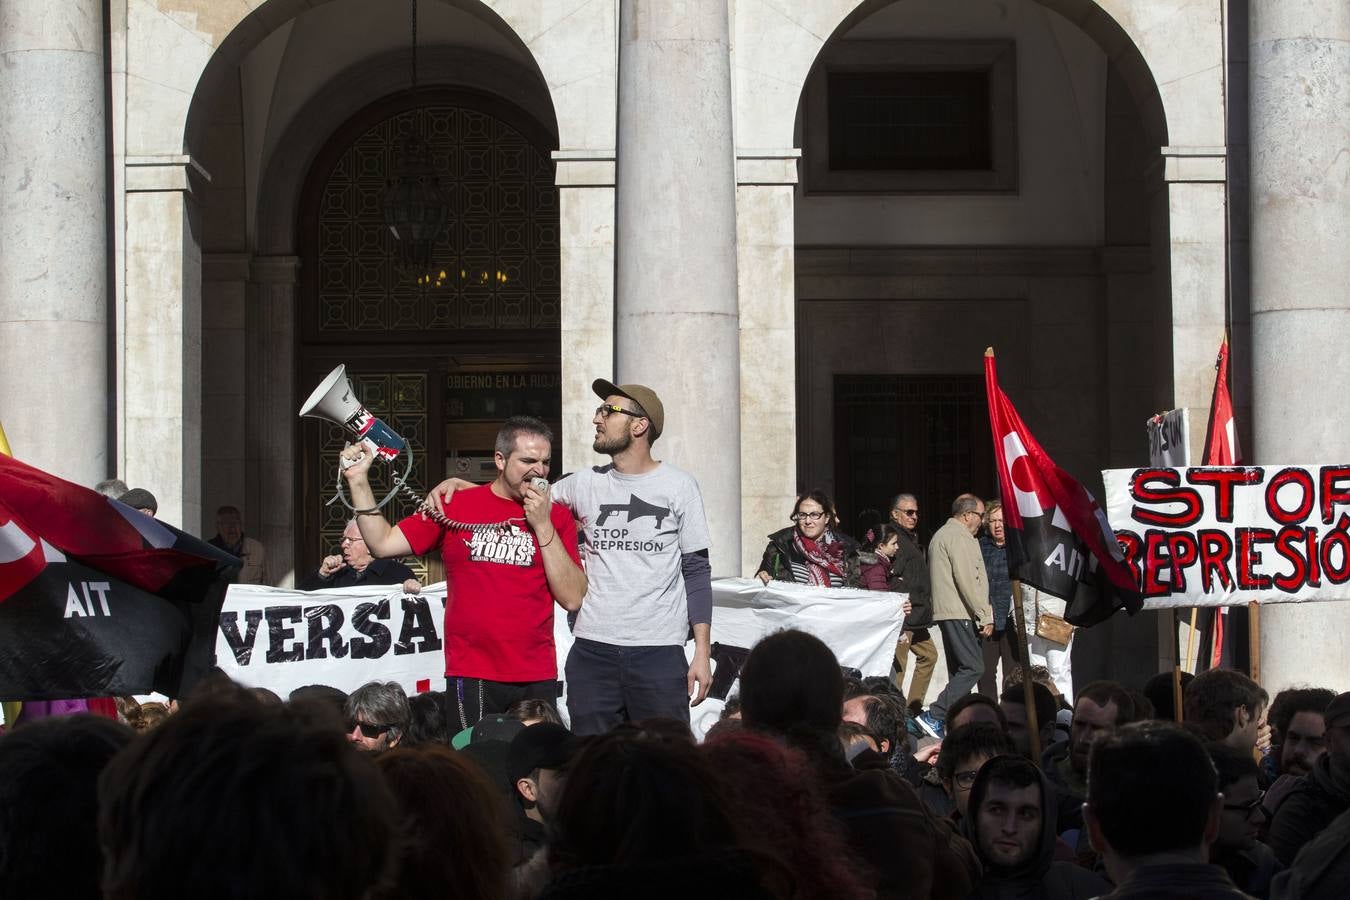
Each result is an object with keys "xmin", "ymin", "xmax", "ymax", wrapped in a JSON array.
[
  {"xmin": 614, "ymin": 0, "xmax": 741, "ymax": 576},
  {"xmin": 1250, "ymin": 1, "xmax": 1350, "ymax": 692},
  {"xmin": 123, "ymin": 156, "xmax": 207, "ymax": 531},
  {"xmin": 0, "ymin": 0, "xmax": 107, "ymax": 483},
  {"xmin": 735, "ymin": 151, "xmax": 799, "ymax": 578},
  {"xmin": 553, "ymin": 151, "xmax": 616, "ymax": 479},
  {"xmin": 247, "ymin": 256, "xmax": 299, "ymax": 588}
]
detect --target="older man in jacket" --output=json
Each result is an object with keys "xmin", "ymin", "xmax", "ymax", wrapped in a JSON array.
[{"xmin": 917, "ymin": 494, "xmax": 993, "ymax": 738}]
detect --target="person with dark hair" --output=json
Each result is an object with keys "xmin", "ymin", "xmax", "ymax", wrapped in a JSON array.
[
  {"xmin": 948, "ymin": 691, "xmax": 1010, "ymax": 733},
  {"xmin": 405, "ymin": 691, "xmax": 450, "ymax": 746},
  {"xmin": 540, "ymin": 732, "xmax": 777, "ymax": 898},
  {"xmin": 507, "ymin": 697, "xmax": 564, "ymax": 727},
  {"xmin": 345, "ymin": 681, "xmax": 410, "ymax": 753},
  {"xmin": 98, "ymin": 687, "xmax": 398, "ymax": 900},
  {"xmin": 702, "ymin": 730, "xmax": 874, "ymax": 900},
  {"xmin": 507, "ymin": 723, "xmax": 578, "ymax": 868},
  {"xmin": 1268, "ymin": 692, "xmax": 1350, "ymax": 867},
  {"xmin": 289, "ymin": 683, "xmax": 349, "ymax": 718},
  {"xmin": 117, "ymin": 487, "xmax": 158, "ymax": 516},
  {"xmin": 1143, "ymin": 669, "xmax": 1194, "ymax": 722},
  {"xmin": 977, "ymin": 501, "xmax": 1021, "ymax": 698},
  {"xmin": 375, "ymin": 744, "xmax": 513, "ymax": 900},
  {"xmin": 1207, "ymin": 743, "xmax": 1280, "ymax": 897},
  {"xmin": 208, "ymin": 504, "xmax": 270, "ymax": 584},
  {"xmin": 0, "ymin": 715, "xmax": 135, "ymax": 899},
  {"xmin": 343, "ymin": 416, "xmax": 587, "ymax": 730},
  {"xmin": 1267, "ymin": 687, "xmax": 1335, "ymax": 778},
  {"xmin": 755, "ymin": 490, "xmax": 885, "ymax": 589},
  {"xmin": 430, "ymin": 383, "xmax": 717, "ymax": 735},
  {"xmin": 1001, "ymin": 681, "xmax": 1058, "ymax": 761},
  {"xmin": 966, "ymin": 755, "xmax": 1111, "ymax": 900},
  {"xmin": 1043, "ymin": 681, "xmax": 1136, "ymax": 813},
  {"xmin": 738, "ymin": 628, "xmax": 980, "ymax": 899},
  {"xmin": 888, "ymin": 492, "xmax": 939, "ymax": 715},
  {"xmin": 1084, "ymin": 721, "xmax": 1247, "ymax": 898},
  {"xmin": 920, "ymin": 493, "xmax": 993, "ymax": 738},
  {"xmin": 1185, "ymin": 669, "xmax": 1270, "ymax": 752},
  {"xmin": 936, "ymin": 722, "xmax": 1016, "ymax": 821},
  {"xmin": 842, "ymin": 692, "xmax": 906, "ymax": 756}
]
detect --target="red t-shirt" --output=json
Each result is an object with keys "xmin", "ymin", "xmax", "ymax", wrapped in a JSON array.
[{"xmin": 398, "ymin": 485, "xmax": 580, "ymax": 682}]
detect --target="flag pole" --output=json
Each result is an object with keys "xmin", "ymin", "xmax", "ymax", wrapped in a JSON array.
[
  {"xmin": 1248, "ymin": 601, "xmax": 1261, "ymax": 683},
  {"xmin": 1011, "ymin": 579, "xmax": 1042, "ymax": 760},
  {"xmin": 1184, "ymin": 608, "xmax": 1199, "ymax": 675},
  {"xmin": 1172, "ymin": 608, "xmax": 1185, "ymax": 723}
]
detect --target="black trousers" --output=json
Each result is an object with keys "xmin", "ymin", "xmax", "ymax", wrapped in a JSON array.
[
  {"xmin": 444, "ymin": 676, "xmax": 558, "ymax": 731},
  {"xmin": 978, "ymin": 627, "xmax": 1022, "ymax": 698}
]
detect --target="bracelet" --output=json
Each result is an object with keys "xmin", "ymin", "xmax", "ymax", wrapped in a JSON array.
[
  {"xmin": 353, "ymin": 507, "xmax": 380, "ymax": 516},
  {"xmin": 539, "ymin": 528, "xmax": 557, "ymax": 549}
]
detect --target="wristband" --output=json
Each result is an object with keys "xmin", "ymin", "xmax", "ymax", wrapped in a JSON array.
[{"xmin": 539, "ymin": 528, "xmax": 557, "ymax": 549}]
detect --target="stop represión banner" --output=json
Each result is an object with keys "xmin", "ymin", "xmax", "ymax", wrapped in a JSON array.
[{"xmin": 1103, "ymin": 465, "xmax": 1350, "ymax": 608}]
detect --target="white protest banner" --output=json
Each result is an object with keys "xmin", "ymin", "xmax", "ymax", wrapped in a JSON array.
[
  {"xmin": 1147, "ymin": 409, "xmax": 1190, "ymax": 467},
  {"xmin": 554, "ymin": 577, "xmax": 906, "ymax": 738},
  {"xmin": 1103, "ymin": 465, "xmax": 1350, "ymax": 609},
  {"xmin": 216, "ymin": 583, "xmax": 447, "ymax": 697}
]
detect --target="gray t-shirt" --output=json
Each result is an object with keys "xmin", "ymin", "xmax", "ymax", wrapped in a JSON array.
[{"xmin": 550, "ymin": 462, "xmax": 711, "ymax": 646}]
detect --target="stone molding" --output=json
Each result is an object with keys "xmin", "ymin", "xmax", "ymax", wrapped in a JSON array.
[
  {"xmin": 736, "ymin": 149, "xmax": 801, "ymax": 186},
  {"xmin": 796, "ymin": 246, "xmax": 1109, "ymax": 278},
  {"xmin": 250, "ymin": 255, "xmax": 301, "ymax": 284},
  {"xmin": 552, "ymin": 150, "xmax": 616, "ymax": 187},
  {"xmin": 125, "ymin": 155, "xmax": 211, "ymax": 195},
  {"xmin": 1160, "ymin": 146, "xmax": 1227, "ymax": 184}
]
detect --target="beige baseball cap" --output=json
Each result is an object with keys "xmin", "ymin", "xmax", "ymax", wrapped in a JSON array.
[{"xmin": 593, "ymin": 379, "xmax": 664, "ymax": 439}]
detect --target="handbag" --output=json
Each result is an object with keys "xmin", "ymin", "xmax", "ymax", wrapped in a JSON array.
[{"xmin": 1035, "ymin": 611, "xmax": 1073, "ymax": 645}]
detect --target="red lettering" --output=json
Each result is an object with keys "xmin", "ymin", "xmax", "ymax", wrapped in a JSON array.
[
  {"xmin": 1322, "ymin": 519, "xmax": 1350, "ymax": 585},
  {"xmin": 1266, "ymin": 467, "xmax": 1316, "ymax": 525},
  {"xmin": 1319, "ymin": 466, "xmax": 1350, "ymax": 524},
  {"xmin": 1164, "ymin": 533, "xmax": 1198, "ymax": 593},
  {"xmin": 1131, "ymin": 468, "xmax": 1203, "ymax": 528},
  {"xmin": 1306, "ymin": 528, "xmax": 1321, "ymax": 587},
  {"xmin": 1188, "ymin": 468, "xmax": 1261, "ymax": 523},
  {"xmin": 1142, "ymin": 530, "xmax": 1171, "ymax": 596},
  {"xmin": 1272, "ymin": 526, "xmax": 1309, "ymax": 593},
  {"xmin": 1236, "ymin": 528, "xmax": 1275, "ymax": 591},
  {"xmin": 1198, "ymin": 530, "xmax": 1235, "ymax": 593}
]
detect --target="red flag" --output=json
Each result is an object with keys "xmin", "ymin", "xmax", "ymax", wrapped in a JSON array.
[
  {"xmin": 985, "ymin": 350, "xmax": 1142, "ymax": 625},
  {"xmin": 1203, "ymin": 336, "xmax": 1242, "ymax": 668}
]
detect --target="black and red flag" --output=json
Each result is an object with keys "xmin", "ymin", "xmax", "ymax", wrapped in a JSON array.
[
  {"xmin": 984, "ymin": 349, "xmax": 1142, "ymax": 626},
  {"xmin": 0, "ymin": 454, "xmax": 238, "ymax": 699}
]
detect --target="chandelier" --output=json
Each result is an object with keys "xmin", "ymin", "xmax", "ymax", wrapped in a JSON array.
[{"xmin": 382, "ymin": 0, "xmax": 450, "ymax": 287}]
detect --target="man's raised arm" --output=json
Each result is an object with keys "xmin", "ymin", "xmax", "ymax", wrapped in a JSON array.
[{"xmin": 339, "ymin": 442, "xmax": 415, "ymax": 559}]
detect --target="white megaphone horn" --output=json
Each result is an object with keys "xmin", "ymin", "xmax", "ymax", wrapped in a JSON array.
[{"xmin": 299, "ymin": 365, "xmax": 407, "ymax": 462}]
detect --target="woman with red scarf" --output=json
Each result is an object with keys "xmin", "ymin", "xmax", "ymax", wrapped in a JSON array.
[{"xmin": 754, "ymin": 491, "xmax": 886, "ymax": 590}]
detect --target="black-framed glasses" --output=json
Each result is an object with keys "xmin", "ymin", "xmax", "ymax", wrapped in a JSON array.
[
  {"xmin": 1223, "ymin": 792, "xmax": 1268, "ymax": 818},
  {"xmin": 953, "ymin": 769, "xmax": 980, "ymax": 789},
  {"xmin": 791, "ymin": 511, "xmax": 828, "ymax": 522},
  {"xmin": 596, "ymin": 404, "xmax": 642, "ymax": 420},
  {"xmin": 346, "ymin": 719, "xmax": 394, "ymax": 738}
]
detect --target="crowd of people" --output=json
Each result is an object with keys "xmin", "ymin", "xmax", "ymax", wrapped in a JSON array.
[
  {"xmin": 4, "ymin": 634, "xmax": 1348, "ymax": 899},
  {"xmin": 10, "ymin": 378, "xmax": 1348, "ymax": 898}
]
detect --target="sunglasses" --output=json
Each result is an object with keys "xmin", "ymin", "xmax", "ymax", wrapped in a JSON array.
[
  {"xmin": 894, "ymin": 508, "xmax": 918, "ymax": 517},
  {"xmin": 596, "ymin": 404, "xmax": 642, "ymax": 419},
  {"xmin": 346, "ymin": 719, "xmax": 395, "ymax": 738}
]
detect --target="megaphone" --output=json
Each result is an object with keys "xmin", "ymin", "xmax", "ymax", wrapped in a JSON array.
[{"xmin": 299, "ymin": 365, "xmax": 407, "ymax": 462}]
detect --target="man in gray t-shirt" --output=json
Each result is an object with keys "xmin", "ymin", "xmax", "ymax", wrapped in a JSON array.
[{"xmin": 429, "ymin": 379, "xmax": 714, "ymax": 735}]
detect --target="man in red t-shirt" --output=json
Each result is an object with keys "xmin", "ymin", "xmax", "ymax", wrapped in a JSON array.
[{"xmin": 339, "ymin": 416, "xmax": 586, "ymax": 729}]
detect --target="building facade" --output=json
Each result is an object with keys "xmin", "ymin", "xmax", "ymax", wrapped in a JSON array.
[{"xmin": 1, "ymin": 0, "xmax": 1345, "ymax": 691}]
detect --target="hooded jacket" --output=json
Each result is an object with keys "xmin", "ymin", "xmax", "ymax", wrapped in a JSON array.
[{"xmin": 962, "ymin": 757, "xmax": 1111, "ymax": 900}]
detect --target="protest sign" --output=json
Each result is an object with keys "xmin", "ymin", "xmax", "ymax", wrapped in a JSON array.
[
  {"xmin": 1147, "ymin": 409, "xmax": 1191, "ymax": 467},
  {"xmin": 216, "ymin": 583, "xmax": 446, "ymax": 696},
  {"xmin": 1104, "ymin": 465, "xmax": 1350, "ymax": 609}
]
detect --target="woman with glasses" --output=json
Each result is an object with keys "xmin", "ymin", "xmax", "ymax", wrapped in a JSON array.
[{"xmin": 754, "ymin": 490, "xmax": 887, "ymax": 589}]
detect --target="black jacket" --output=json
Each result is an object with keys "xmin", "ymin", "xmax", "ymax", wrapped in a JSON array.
[
  {"xmin": 963, "ymin": 759, "xmax": 1112, "ymax": 900},
  {"xmin": 891, "ymin": 527, "xmax": 933, "ymax": 627},
  {"xmin": 757, "ymin": 527, "xmax": 871, "ymax": 588},
  {"xmin": 1268, "ymin": 753, "xmax": 1350, "ymax": 866},
  {"xmin": 297, "ymin": 556, "xmax": 416, "ymax": 591}
]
